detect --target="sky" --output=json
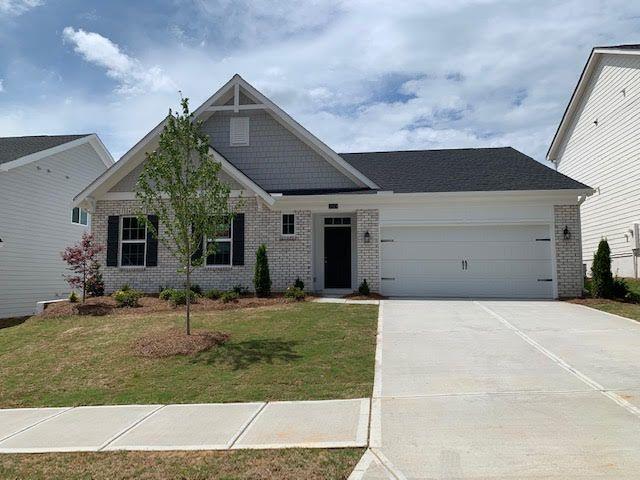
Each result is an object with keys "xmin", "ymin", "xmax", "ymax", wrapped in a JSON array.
[{"xmin": 0, "ymin": 0, "xmax": 639, "ymax": 163}]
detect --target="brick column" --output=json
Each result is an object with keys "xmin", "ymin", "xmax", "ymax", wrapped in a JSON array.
[
  {"xmin": 554, "ymin": 204, "xmax": 583, "ymax": 298},
  {"xmin": 356, "ymin": 209, "xmax": 380, "ymax": 293}
]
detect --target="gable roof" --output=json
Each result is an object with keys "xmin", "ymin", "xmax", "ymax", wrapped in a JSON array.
[
  {"xmin": 340, "ymin": 147, "xmax": 591, "ymax": 194},
  {"xmin": 74, "ymin": 74, "xmax": 379, "ymax": 207},
  {"xmin": 0, "ymin": 134, "xmax": 89, "ymax": 164},
  {"xmin": 547, "ymin": 44, "xmax": 640, "ymax": 162},
  {"xmin": 0, "ymin": 134, "xmax": 114, "ymax": 171}
]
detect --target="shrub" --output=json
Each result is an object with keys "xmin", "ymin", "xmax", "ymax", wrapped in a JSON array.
[
  {"xmin": 294, "ymin": 277, "xmax": 305, "ymax": 290},
  {"xmin": 120, "ymin": 283, "xmax": 132, "ymax": 292},
  {"xmin": 169, "ymin": 289, "xmax": 198, "ymax": 306},
  {"xmin": 220, "ymin": 291, "xmax": 239, "ymax": 303},
  {"xmin": 612, "ymin": 278, "xmax": 629, "ymax": 299},
  {"xmin": 591, "ymin": 239, "xmax": 614, "ymax": 298},
  {"xmin": 159, "ymin": 288, "xmax": 175, "ymax": 301},
  {"xmin": 113, "ymin": 288, "xmax": 142, "ymax": 308},
  {"xmin": 205, "ymin": 289, "xmax": 223, "ymax": 300},
  {"xmin": 358, "ymin": 279, "xmax": 370, "ymax": 296},
  {"xmin": 232, "ymin": 284, "xmax": 249, "ymax": 295},
  {"xmin": 189, "ymin": 284, "xmax": 202, "ymax": 296},
  {"xmin": 284, "ymin": 286, "xmax": 305, "ymax": 301},
  {"xmin": 625, "ymin": 290, "xmax": 640, "ymax": 304},
  {"xmin": 253, "ymin": 244, "xmax": 272, "ymax": 297},
  {"xmin": 69, "ymin": 291, "xmax": 78, "ymax": 303}
]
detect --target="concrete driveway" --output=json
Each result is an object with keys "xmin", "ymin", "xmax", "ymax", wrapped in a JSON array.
[{"xmin": 361, "ymin": 300, "xmax": 640, "ymax": 479}]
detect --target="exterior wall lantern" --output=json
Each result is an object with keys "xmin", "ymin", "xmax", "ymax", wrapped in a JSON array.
[
  {"xmin": 364, "ymin": 231, "xmax": 371, "ymax": 243},
  {"xmin": 563, "ymin": 226, "xmax": 571, "ymax": 241}
]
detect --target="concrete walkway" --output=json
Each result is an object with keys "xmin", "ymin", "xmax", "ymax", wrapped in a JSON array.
[
  {"xmin": 0, "ymin": 398, "xmax": 369, "ymax": 453},
  {"xmin": 354, "ymin": 299, "xmax": 640, "ymax": 479}
]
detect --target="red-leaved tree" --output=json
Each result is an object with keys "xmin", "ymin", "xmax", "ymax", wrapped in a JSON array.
[{"xmin": 61, "ymin": 232, "xmax": 105, "ymax": 303}]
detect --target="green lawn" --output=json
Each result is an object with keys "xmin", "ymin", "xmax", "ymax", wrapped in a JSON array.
[
  {"xmin": 574, "ymin": 277, "xmax": 640, "ymax": 322},
  {"xmin": 0, "ymin": 448, "xmax": 364, "ymax": 480},
  {"xmin": 0, "ymin": 302, "xmax": 377, "ymax": 408}
]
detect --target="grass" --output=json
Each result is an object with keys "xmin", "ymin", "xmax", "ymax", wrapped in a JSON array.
[
  {"xmin": 0, "ymin": 448, "xmax": 364, "ymax": 480},
  {"xmin": 572, "ymin": 277, "xmax": 640, "ymax": 322},
  {"xmin": 0, "ymin": 302, "xmax": 377, "ymax": 408}
]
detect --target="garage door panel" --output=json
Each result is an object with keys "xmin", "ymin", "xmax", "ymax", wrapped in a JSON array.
[
  {"xmin": 382, "ymin": 242, "xmax": 551, "ymax": 261},
  {"xmin": 380, "ymin": 225, "xmax": 553, "ymax": 298}
]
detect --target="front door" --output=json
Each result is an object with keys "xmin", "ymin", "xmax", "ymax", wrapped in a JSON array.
[{"xmin": 324, "ymin": 225, "xmax": 352, "ymax": 289}]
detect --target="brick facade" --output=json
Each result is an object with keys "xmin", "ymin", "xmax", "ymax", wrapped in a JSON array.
[
  {"xmin": 356, "ymin": 209, "xmax": 380, "ymax": 293},
  {"xmin": 93, "ymin": 198, "xmax": 313, "ymax": 294},
  {"xmin": 554, "ymin": 204, "xmax": 584, "ymax": 298}
]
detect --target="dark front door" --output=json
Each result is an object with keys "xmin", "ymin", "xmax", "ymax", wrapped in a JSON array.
[{"xmin": 324, "ymin": 226, "xmax": 351, "ymax": 288}]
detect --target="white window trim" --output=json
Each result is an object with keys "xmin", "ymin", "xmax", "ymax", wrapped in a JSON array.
[
  {"xmin": 281, "ymin": 213, "xmax": 296, "ymax": 237},
  {"xmin": 119, "ymin": 216, "xmax": 147, "ymax": 268},
  {"xmin": 205, "ymin": 223, "xmax": 233, "ymax": 267},
  {"xmin": 71, "ymin": 207, "xmax": 90, "ymax": 226},
  {"xmin": 230, "ymin": 116, "xmax": 250, "ymax": 146}
]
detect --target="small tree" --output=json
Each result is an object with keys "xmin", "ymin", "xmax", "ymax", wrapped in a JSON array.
[
  {"xmin": 135, "ymin": 97, "xmax": 234, "ymax": 335},
  {"xmin": 86, "ymin": 262, "xmax": 105, "ymax": 297},
  {"xmin": 61, "ymin": 232, "xmax": 105, "ymax": 303},
  {"xmin": 254, "ymin": 244, "xmax": 271, "ymax": 297},
  {"xmin": 591, "ymin": 239, "xmax": 614, "ymax": 298}
]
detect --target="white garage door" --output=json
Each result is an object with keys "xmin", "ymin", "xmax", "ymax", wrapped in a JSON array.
[{"xmin": 380, "ymin": 224, "xmax": 553, "ymax": 298}]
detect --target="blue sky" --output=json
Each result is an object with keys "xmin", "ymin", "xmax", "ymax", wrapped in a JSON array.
[{"xmin": 1, "ymin": 0, "xmax": 639, "ymax": 162}]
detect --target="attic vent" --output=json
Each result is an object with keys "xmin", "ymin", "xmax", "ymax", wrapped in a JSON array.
[{"xmin": 230, "ymin": 117, "xmax": 249, "ymax": 146}]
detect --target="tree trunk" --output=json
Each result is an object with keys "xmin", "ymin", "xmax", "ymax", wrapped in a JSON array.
[
  {"xmin": 82, "ymin": 266, "xmax": 86, "ymax": 304},
  {"xmin": 186, "ymin": 265, "xmax": 191, "ymax": 336}
]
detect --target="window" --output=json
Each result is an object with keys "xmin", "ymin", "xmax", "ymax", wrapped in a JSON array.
[
  {"xmin": 71, "ymin": 207, "xmax": 89, "ymax": 226},
  {"xmin": 282, "ymin": 214, "xmax": 295, "ymax": 236},
  {"xmin": 324, "ymin": 217, "xmax": 351, "ymax": 225},
  {"xmin": 120, "ymin": 216, "xmax": 146, "ymax": 267},
  {"xmin": 230, "ymin": 117, "xmax": 250, "ymax": 146},
  {"xmin": 206, "ymin": 224, "xmax": 232, "ymax": 266}
]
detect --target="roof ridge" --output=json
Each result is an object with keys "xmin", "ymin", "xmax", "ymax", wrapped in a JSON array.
[
  {"xmin": 339, "ymin": 146, "xmax": 512, "ymax": 155},
  {"xmin": 0, "ymin": 134, "xmax": 91, "ymax": 140}
]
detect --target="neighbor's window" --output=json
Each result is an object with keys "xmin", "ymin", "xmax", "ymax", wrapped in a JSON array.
[
  {"xmin": 230, "ymin": 117, "xmax": 250, "ymax": 146},
  {"xmin": 71, "ymin": 207, "xmax": 89, "ymax": 226},
  {"xmin": 282, "ymin": 214, "xmax": 295, "ymax": 236},
  {"xmin": 120, "ymin": 216, "xmax": 146, "ymax": 267},
  {"xmin": 206, "ymin": 224, "xmax": 232, "ymax": 266}
]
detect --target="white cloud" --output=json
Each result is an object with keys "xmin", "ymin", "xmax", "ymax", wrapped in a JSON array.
[
  {"xmin": 62, "ymin": 27, "xmax": 176, "ymax": 95},
  {"xmin": 3, "ymin": 1, "xmax": 640, "ymax": 163},
  {"xmin": 0, "ymin": 79, "xmax": 4, "ymax": 92},
  {"xmin": 0, "ymin": 0, "xmax": 42, "ymax": 16}
]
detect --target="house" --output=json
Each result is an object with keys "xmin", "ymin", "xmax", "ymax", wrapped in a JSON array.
[
  {"xmin": 548, "ymin": 44, "xmax": 640, "ymax": 278},
  {"xmin": 74, "ymin": 75, "xmax": 591, "ymax": 299},
  {"xmin": 0, "ymin": 134, "xmax": 114, "ymax": 318}
]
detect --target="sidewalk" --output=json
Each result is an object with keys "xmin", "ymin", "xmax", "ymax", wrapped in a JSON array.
[{"xmin": 0, "ymin": 398, "xmax": 369, "ymax": 454}]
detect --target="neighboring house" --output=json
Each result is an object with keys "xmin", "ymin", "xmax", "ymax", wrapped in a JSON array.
[
  {"xmin": 74, "ymin": 75, "xmax": 591, "ymax": 299},
  {"xmin": 0, "ymin": 134, "xmax": 114, "ymax": 318},
  {"xmin": 549, "ymin": 44, "xmax": 640, "ymax": 278}
]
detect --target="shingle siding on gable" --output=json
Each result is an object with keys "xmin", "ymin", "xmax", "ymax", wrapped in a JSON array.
[
  {"xmin": 109, "ymin": 160, "xmax": 244, "ymax": 192},
  {"xmin": 200, "ymin": 110, "xmax": 359, "ymax": 192},
  {"xmin": 556, "ymin": 53, "xmax": 640, "ymax": 276}
]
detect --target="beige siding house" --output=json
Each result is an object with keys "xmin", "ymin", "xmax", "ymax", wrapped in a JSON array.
[
  {"xmin": 549, "ymin": 44, "xmax": 640, "ymax": 277},
  {"xmin": 75, "ymin": 75, "xmax": 591, "ymax": 299},
  {"xmin": 0, "ymin": 135, "xmax": 113, "ymax": 318}
]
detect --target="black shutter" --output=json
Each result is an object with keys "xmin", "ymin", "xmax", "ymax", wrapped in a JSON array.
[
  {"xmin": 106, "ymin": 216, "xmax": 119, "ymax": 266},
  {"xmin": 191, "ymin": 225, "xmax": 203, "ymax": 264},
  {"xmin": 232, "ymin": 213, "xmax": 245, "ymax": 266},
  {"xmin": 146, "ymin": 215, "xmax": 158, "ymax": 267}
]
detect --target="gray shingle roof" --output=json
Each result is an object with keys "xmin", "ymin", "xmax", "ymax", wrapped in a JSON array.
[
  {"xmin": 596, "ymin": 44, "xmax": 640, "ymax": 50},
  {"xmin": 339, "ymin": 147, "xmax": 590, "ymax": 193},
  {"xmin": 0, "ymin": 134, "xmax": 90, "ymax": 165}
]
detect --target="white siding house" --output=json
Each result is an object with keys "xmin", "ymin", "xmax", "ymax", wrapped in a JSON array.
[
  {"xmin": 0, "ymin": 135, "xmax": 113, "ymax": 318},
  {"xmin": 549, "ymin": 45, "xmax": 640, "ymax": 278}
]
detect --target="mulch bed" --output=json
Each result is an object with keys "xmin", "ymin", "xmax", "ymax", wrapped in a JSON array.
[
  {"xmin": 41, "ymin": 295, "xmax": 297, "ymax": 318},
  {"xmin": 133, "ymin": 328, "xmax": 230, "ymax": 358},
  {"xmin": 343, "ymin": 292, "xmax": 386, "ymax": 300}
]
